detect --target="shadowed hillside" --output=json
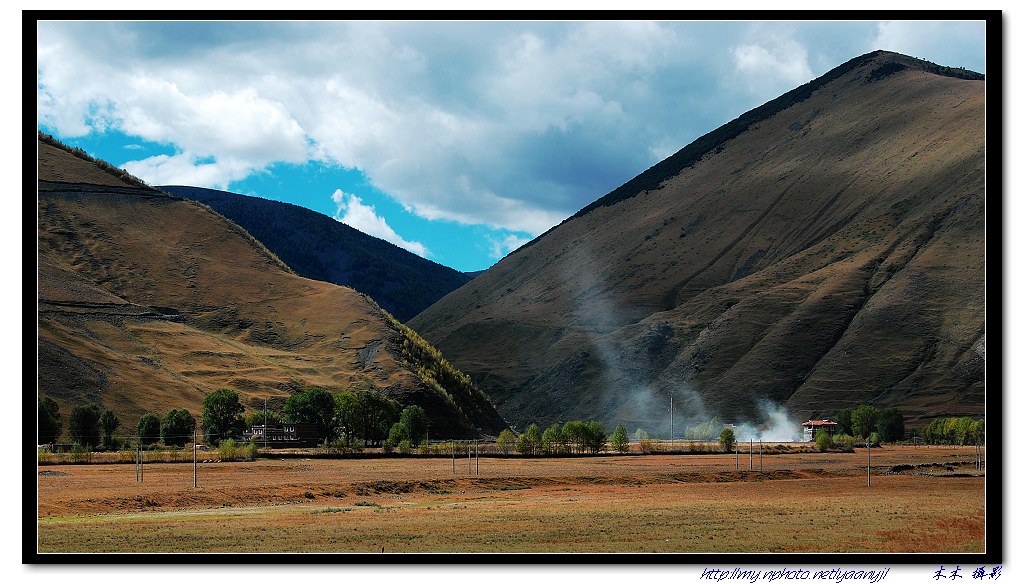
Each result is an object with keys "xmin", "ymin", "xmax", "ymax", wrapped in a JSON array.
[
  {"xmin": 409, "ymin": 51, "xmax": 986, "ymax": 432},
  {"xmin": 158, "ymin": 186, "xmax": 470, "ymax": 322},
  {"xmin": 36, "ymin": 134, "xmax": 506, "ymax": 439}
]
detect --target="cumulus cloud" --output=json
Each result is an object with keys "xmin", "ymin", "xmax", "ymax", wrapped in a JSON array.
[
  {"xmin": 487, "ymin": 233, "xmax": 532, "ymax": 260},
  {"xmin": 331, "ymin": 189, "xmax": 429, "ymax": 258},
  {"xmin": 873, "ymin": 21, "xmax": 987, "ymax": 72},
  {"xmin": 36, "ymin": 21, "xmax": 986, "ymax": 240},
  {"xmin": 730, "ymin": 33, "xmax": 814, "ymax": 97}
]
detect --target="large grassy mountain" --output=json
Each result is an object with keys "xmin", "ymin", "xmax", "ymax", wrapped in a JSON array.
[
  {"xmin": 158, "ymin": 186, "xmax": 470, "ymax": 323},
  {"xmin": 36, "ymin": 134, "xmax": 507, "ymax": 439},
  {"xmin": 409, "ymin": 51, "xmax": 986, "ymax": 432}
]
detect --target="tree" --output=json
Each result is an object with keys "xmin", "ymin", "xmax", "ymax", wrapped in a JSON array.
[
  {"xmin": 611, "ymin": 424, "xmax": 629, "ymax": 454},
  {"xmin": 333, "ymin": 392, "xmax": 360, "ymax": 445},
  {"xmin": 68, "ymin": 405, "xmax": 101, "ymax": 448},
  {"xmin": 851, "ymin": 405, "xmax": 880, "ymax": 439},
  {"xmin": 834, "ymin": 409, "xmax": 853, "ymax": 436},
  {"xmin": 245, "ymin": 409, "xmax": 282, "ymax": 429},
  {"xmin": 161, "ymin": 409, "xmax": 196, "ymax": 447},
  {"xmin": 815, "ymin": 428, "xmax": 832, "ymax": 452},
  {"xmin": 583, "ymin": 420, "xmax": 607, "ymax": 454},
  {"xmin": 876, "ymin": 408, "xmax": 905, "ymax": 443},
  {"xmin": 137, "ymin": 413, "xmax": 161, "ymax": 446},
  {"xmin": 284, "ymin": 386, "xmax": 338, "ymax": 442},
  {"xmin": 719, "ymin": 427, "xmax": 736, "ymax": 452},
  {"xmin": 99, "ymin": 410, "xmax": 120, "ymax": 450},
  {"xmin": 202, "ymin": 388, "xmax": 246, "ymax": 445},
  {"xmin": 541, "ymin": 423, "xmax": 564, "ymax": 455},
  {"xmin": 387, "ymin": 421, "xmax": 410, "ymax": 446},
  {"xmin": 38, "ymin": 397, "xmax": 62, "ymax": 444},
  {"xmin": 562, "ymin": 420, "xmax": 587, "ymax": 454},
  {"xmin": 355, "ymin": 390, "xmax": 402, "ymax": 447},
  {"xmin": 516, "ymin": 423, "xmax": 541, "ymax": 455},
  {"xmin": 495, "ymin": 429, "xmax": 516, "ymax": 455},
  {"xmin": 398, "ymin": 405, "xmax": 429, "ymax": 446}
]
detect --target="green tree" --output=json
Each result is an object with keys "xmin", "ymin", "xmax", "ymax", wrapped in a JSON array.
[
  {"xmin": 284, "ymin": 386, "xmax": 338, "ymax": 442},
  {"xmin": 245, "ymin": 409, "xmax": 282, "ymax": 429},
  {"xmin": 38, "ymin": 397, "xmax": 62, "ymax": 444},
  {"xmin": 68, "ymin": 404, "xmax": 101, "ymax": 447},
  {"xmin": 99, "ymin": 410, "xmax": 120, "ymax": 450},
  {"xmin": 611, "ymin": 424, "xmax": 630, "ymax": 454},
  {"xmin": 515, "ymin": 423, "xmax": 541, "ymax": 455},
  {"xmin": 876, "ymin": 408, "xmax": 905, "ymax": 443},
  {"xmin": 541, "ymin": 423, "xmax": 564, "ymax": 455},
  {"xmin": 562, "ymin": 420, "xmax": 587, "ymax": 454},
  {"xmin": 495, "ymin": 429, "xmax": 516, "ymax": 455},
  {"xmin": 398, "ymin": 405, "xmax": 429, "ymax": 446},
  {"xmin": 583, "ymin": 420, "xmax": 607, "ymax": 454},
  {"xmin": 815, "ymin": 428, "xmax": 832, "ymax": 452},
  {"xmin": 387, "ymin": 421, "xmax": 410, "ymax": 447},
  {"xmin": 202, "ymin": 388, "xmax": 246, "ymax": 445},
  {"xmin": 161, "ymin": 409, "xmax": 196, "ymax": 447},
  {"xmin": 355, "ymin": 390, "xmax": 402, "ymax": 447},
  {"xmin": 137, "ymin": 413, "xmax": 161, "ymax": 446},
  {"xmin": 333, "ymin": 392, "xmax": 360, "ymax": 446},
  {"xmin": 834, "ymin": 409, "xmax": 853, "ymax": 436},
  {"xmin": 719, "ymin": 427, "xmax": 736, "ymax": 452},
  {"xmin": 851, "ymin": 405, "xmax": 880, "ymax": 439}
]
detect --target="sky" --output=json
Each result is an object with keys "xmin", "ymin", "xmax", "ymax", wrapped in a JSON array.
[{"xmin": 35, "ymin": 19, "xmax": 988, "ymax": 273}]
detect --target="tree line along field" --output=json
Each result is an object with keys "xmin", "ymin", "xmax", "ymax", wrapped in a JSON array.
[{"xmin": 36, "ymin": 445, "xmax": 985, "ymax": 554}]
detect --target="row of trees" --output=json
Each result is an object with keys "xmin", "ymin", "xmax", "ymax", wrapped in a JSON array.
[
  {"xmin": 494, "ymin": 420, "xmax": 610, "ymax": 455},
  {"xmin": 201, "ymin": 386, "xmax": 430, "ymax": 448},
  {"xmin": 833, "ymin": 405, "xmax": 905, "ymax": 442},
  {"xmin": 37, "ymin": 385, "xmax": 429, "ymax": 451},
  {"xmin": 920, "ymin": 416, "xmax": 985, "ymax": 445}
]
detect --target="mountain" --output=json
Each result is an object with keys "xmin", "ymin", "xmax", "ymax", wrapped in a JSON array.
[
  {"xmin": 409, "ymin": 51, "xmax": 986, "ymax": 432},
  {"xmin": 158, "ymin": 186, "xmax": 470, "ymax": 323},
  {"xmin": 36, "ymin": 134, "xmax": 507, "ymax": 439}
]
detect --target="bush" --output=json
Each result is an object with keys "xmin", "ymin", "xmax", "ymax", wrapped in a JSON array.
[
  {"xmin": 719, "ymin": 428, "xmax": 736, "ymax": 452},
  {"xmin": 70, "ymin": 442, "xmax": 92, "ymax": 463},
  {"xmin": 397, "ymin": 440, "xmax": 412, "ymax": 454},
  {"xmin": 218, "ymin": 438, "xmax": 239, "ymax": 460},
  {"xmin": 635, "ymin": 429, "xmax": 652, "ymax": 454},
  {"xmin": 815, "ymin": 429, "xmax": 832, "ymax": 452}
]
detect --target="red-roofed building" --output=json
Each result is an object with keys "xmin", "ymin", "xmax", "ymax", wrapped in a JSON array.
[{"xmin": 802, "ymin": 419, "xmax": 838, "ymax": 442}]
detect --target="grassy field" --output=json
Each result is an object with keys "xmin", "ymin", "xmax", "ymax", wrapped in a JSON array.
[{"xmin": 35, "ymin": 445, "xmax": 985, "ymax": 554}]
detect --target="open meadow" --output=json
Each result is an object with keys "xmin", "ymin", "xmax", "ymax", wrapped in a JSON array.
[{"xmin": 35, "ymin": 445, "xmax": 985, "ymax": 554}]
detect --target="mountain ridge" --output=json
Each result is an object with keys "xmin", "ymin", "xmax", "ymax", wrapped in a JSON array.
[{"xmin": 409, "ymin": 50, "xmax": 986, "ymax": 432}]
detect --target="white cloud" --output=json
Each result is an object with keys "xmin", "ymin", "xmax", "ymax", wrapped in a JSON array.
[
  {"xmin": 331, "ymin": 189, "xmax": 429, "ymax": 258},
  {"xmin": 873, "ymin": 21, "xmax": 987, "ymax": 72},
  {"xmin": 730, "ymin": 35, "xmax": 814, "ymax": 96},
  {"xmin": 36, "ymin": 21, "xmax": 986, "ymax": 239},
  {"xmin": 487, "ymin": 233, "xmax": 532, "ymax": 260}
]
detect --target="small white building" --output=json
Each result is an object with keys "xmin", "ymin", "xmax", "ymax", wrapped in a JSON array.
[{"xmin": 802, "ymin": 419, "xmax": 838, "ymax": 442}]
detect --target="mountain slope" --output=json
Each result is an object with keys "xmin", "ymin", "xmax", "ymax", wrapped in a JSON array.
[
  {"xmin": 36, "ymin": 134, "xmax": 507, "ymax": 439},
  {"xmin": 409, "ymin": 51, "xmax": 986, "ymax": 432},
  {"xmin": 158, "ymin": 186, "xmax": 470, "ymax": 323}
]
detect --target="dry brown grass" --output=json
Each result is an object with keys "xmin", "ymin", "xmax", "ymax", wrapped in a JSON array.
[{"xmin": 36, "ymin": 445, "xmax": 985, "ymax": 554}]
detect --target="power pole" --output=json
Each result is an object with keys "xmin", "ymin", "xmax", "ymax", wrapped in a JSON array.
[
  {"xmin": 749, "ymin": 439, "xmax": 752, "ymax": 470},
  {"xmin": 264, "ymin": 397, "xmax": 268, "ymax": 450},
  {"xmin": 193, "ymin": 430, "xmax": 198, "ymax": 488},
  {"xmin": 868, "ymin": 436, "xmax": 876, "ymax": 485},
  {"xmin": 759, "ymin": 440, "xmax": 763, "ymax": 472},
  {"xmin": 669, "ymin": 394, "xmax": 673, "ymax": 445}
]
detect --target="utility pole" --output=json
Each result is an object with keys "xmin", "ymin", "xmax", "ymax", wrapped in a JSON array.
[
  {"xmin": 749, "ymin": 439, "xmax": 753, "ymax": 470},
  {"xmin": 868, "ymin": 436, "xmax": 876, "ymax": 485},
  {"xmin": 735, "ymin": 444, "xmax": 739, "ymax": 470},
  {"xmin": 759, "ymin": 440, "xmax": 763, "ymax": 472},
  {"xmin": 669, "ymin": 393, "xmax": 673, "ymax": 446},
  {"xmin": 264, "ymin": 398, "xmax": 268, "ymax": 450}
]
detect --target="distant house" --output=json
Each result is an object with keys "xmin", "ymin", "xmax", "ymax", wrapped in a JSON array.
[
  {"xmin": 244, "ymin": 423, "xmax": 319, "ymax": 448},
  {"xmin": 802, "ymin": 419, "xmax": 838, "ymax": 442}
]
